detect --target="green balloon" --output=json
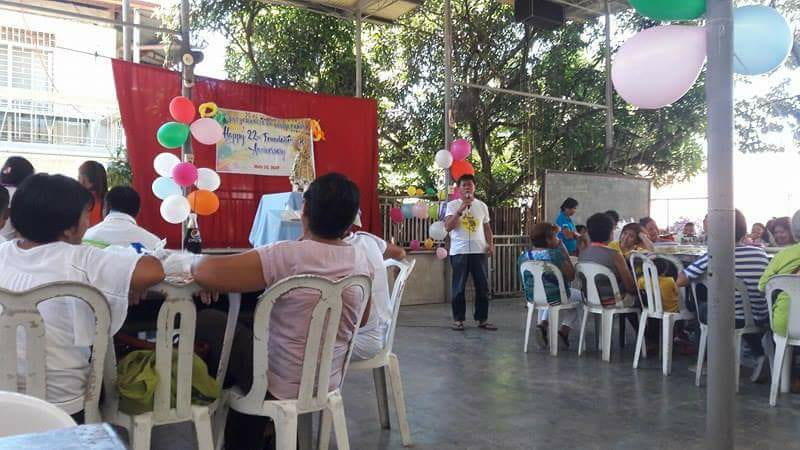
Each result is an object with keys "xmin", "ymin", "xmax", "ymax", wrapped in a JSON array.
[
  {"xmin": 425, "ymin": 187, "xmax": 436, "ymax": 196},
  {"xmin": 428, "ymin": 203, "xmax": 439, "ymax": 219},
  {"xmin": 157, "ymin": 121, "xmax": 190, "ymax": 149},
  {"xmin": 630, "ymin": 0, "xmax": 705, "ymax": 21}
]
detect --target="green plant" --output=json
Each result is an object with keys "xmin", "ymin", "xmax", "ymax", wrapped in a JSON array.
[{"xmin": 107, "ymin": 145, "xmax": 133, "ymax": 188}]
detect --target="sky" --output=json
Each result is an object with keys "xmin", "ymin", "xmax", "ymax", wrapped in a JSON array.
[{"xmin": 191, "ymin": 17, "xmax": 799, "ymax": 230}]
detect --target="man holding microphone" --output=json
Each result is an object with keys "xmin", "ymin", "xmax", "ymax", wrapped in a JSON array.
[{"xmin": 444, "ymin": 174, "xmax": 497, "ymax": 331}]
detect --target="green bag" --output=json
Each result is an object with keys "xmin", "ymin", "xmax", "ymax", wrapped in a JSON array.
[{"xmin": 116, "ymin": 349, "xmax": 220, "ymax": 415}]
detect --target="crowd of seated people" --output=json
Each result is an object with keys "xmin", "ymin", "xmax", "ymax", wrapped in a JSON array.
[{"xmin": 0, "ymin": 155, "xmax": 405, "ymax": 449}]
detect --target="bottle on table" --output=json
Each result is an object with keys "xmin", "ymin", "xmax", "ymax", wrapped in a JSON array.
[{"xmin": 184, "ymin": 213, "xmax": 202, "ymax": 254}]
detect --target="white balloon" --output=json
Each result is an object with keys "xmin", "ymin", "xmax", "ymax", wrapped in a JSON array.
[
  {"xmin": 160, "ymin": 195, "xmax": 191, "ymax": 224},
  {"xmin": 429, "ymin": 221, "xmax": 448, "ymax": 241},
  {"xmin": 434, "ymin": 150, "xmax": 454, "ymax": 169},
  {"xmin": 195, "ymin": 168, "xmax": 221, "ymax": 191},
  {"xmin": 153, "ymin": 152, "xmax": 181, "ymax": 177}
]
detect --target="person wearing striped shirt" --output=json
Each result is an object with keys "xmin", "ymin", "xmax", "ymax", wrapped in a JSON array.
[{"xmin": 677, "ymin": 209, "xmax": 770, "ymax": 367}]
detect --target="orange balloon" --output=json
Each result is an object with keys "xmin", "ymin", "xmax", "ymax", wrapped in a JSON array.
[
  {"xmin": 187, "ymin": 190, "xmax": 219, "ymax": 216},
  {"xmin": 450, "ymin": 160, "xmax": 475, "ymax": 181}
]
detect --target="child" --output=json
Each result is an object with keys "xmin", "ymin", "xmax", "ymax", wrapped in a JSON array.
[
  {"xmin": 638, "ymin": 258, "xmax": 679, "ymax": 313},
  {"xmin": 0, "ymin": 174, "xmax": 165, "ymax": 421}
]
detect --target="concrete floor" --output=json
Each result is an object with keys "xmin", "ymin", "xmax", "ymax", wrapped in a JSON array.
[{"xmin": 146, "ymin": 298, "xmax": 800, "ymax": 449}]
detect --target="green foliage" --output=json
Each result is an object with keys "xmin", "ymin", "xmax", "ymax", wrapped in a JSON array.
[
  {"xmin": 107, "ymin": 146, "xmax": 132, "ymax": 188},
  {"xmin": 184, "ymin": 0, "xmax": 798, "ymax": 205}
]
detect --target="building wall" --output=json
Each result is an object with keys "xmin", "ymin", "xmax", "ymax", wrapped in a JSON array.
[{"xmin": 0, "ymin": 3, "xmax": 122, "ymax": 176}]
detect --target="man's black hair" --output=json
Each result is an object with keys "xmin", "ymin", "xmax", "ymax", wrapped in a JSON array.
[
  {"xmin": 11, "ymin": 174, "xmax": 93, "ymax": 243},
  {"xmin": 586, "ymin": 212, "xmax": 614, "ymax": 243},
  {"xmin": 105, "ymin": 185, "xmax": 141, "ymax": 217}
]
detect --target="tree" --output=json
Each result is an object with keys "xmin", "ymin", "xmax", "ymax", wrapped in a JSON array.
[{"xmin": 180, "ymin": 0, "xmax": 798, "ymax": 205}]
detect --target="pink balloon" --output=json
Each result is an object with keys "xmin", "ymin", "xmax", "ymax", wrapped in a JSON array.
[
  {"xmin": 412, "ymin": 201, "xmax": 428, "ymax": 219},
  {"xmin": 172, "ymin": 162, "xmax": 198, "ymax": 187},
  {"xmin": 436, "ymin": 247, "xmax": 449, "ymax": 259},
  {"xmin": 389, "ymin": 207, "xmax": 404, "ymax": 224},
  {"xmin": 450, "ymin": 189, "xmax": 462, "ymax": 201},
  {"xmin": 190, "ymin": 118, "xmax": 224, "ymax": 145},
  {"xmin": 612, "ymin": 25, "xmax": 706, "ymax": 109},
  {"xmin": 450, "ymin": 139, "xmax": 471, "ymax": 161},
  {"xmin": 410, "ymin": 239, "xmax": 421, "ymax": 251}
]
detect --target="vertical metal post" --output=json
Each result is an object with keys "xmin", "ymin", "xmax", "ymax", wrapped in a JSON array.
[
  {"xmin": 133, "ymin": 8, "xmax": 141, "ymax": 64},
  {"xmin": 122, "ymin": 0, "xmax": 132, "ymax": 61},
  {"xmin": 355, "ymin": 11, "xmax": 363, "ymax": 98},
  {"xmin": 180, "ymin": 0, "xmax": 193, "ymax": 159},
  {"xmin": 442, "ymin": 0, "xmax": 455, "ymax": 302},
  {"xmin": 603, "ymin": 0, "xmax": 614, "ymax": 161},
  {"xmin": 706, "ymin": 0, "xmax": 735, "ymax": 448}
]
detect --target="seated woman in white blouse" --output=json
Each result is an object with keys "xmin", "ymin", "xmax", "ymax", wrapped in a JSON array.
[{"xmin": 0, "ymin": 174, "xmax": 165, "ymax": 422}]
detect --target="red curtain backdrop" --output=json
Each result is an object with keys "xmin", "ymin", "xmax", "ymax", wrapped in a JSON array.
[{"xmin": 112, "ymin": 60, "xmax": 380, "ymax": 249}]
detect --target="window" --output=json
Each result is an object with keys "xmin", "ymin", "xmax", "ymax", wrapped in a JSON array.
[{"xmin": 0, "ymin": 27, "xmax": 54, "ymax": 91}]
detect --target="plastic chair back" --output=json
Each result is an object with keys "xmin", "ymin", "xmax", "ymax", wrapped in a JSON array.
[
  {"xmin": 576, "ymin": 262, "xmax": 623, "ymax": 307},
  {"xmin": 628, "ymin": 252, "xmax": 650, "ymax": 309},
  {"xmin": 0, "ymin": 392, "xmax": 76, "ymax": 437},
  {"xmin": 519, "ymin": 260, "xmax": 569, "ymax": 308},
  {"xmin": 650, "ymin": 254, "xmax": 689, "ymax": 311},
  {"xmin": 735, "ymin": 277, "xmax": 756, "ymax": 329},
  {"xmin": 382, "ymin": 259, "xmax": 416, "ymax": 357},
  {"xmin": 0, "ymin": 282, "xmax": 111, "ymax": 423},
  {"xmin": 690, "ymin": 277, "xmax": 708, "ymax": 325},
  {"xmin": 639, "ymin": 258, "xmax": 664, "ymax": 316},
  {"xmin": 242, "ymin": 275, "xmax": 371, "ymax": 413},
  {"xmin": 766, "ymin": 275, "xmax": 800, "ymax": 340}
]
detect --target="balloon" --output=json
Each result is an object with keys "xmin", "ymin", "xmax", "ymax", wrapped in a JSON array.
[
  {"xmin": 160, "ymin": 195, "xmax": 191, "ymax": 224},
  {"xmin": 733, "ymin": 6, "xmax": 793, "ymax": 75},
  {"xmin": 190, "ymin": 118, "xmax": 224, "ymax": 145},
  {"xmin": 157, "ymin": 122, "xmax": 190, "ymax": 148},
  {"xmin": 412, "ymin": 201, "xmax": 428, "ymax": 219},
  {"xmin": 423, "ymin": 238, "xmax": 434, "ymax": 250},
  {"xmin": 169, "ymin": 96, "xmax": 196, "ymax": 124},
  {"xmin": 629, "ymin": 0, "xmax": 705, "ymax": 21},
  {"xmin": 439, "ymin": 203, "xmax": 447, "ymax": 220},
  {"xmin": 612, "ymin": 26, "xmax": 706, "ymax": 109},
  {"xmin": 435, "ymin": 149, "xmax": 454, "ymax": 169},
  {"xmin": 451, "ymin": 160, "xmax": 475, "ymax": 181},
  {"xmin": 425, "ymin": 187, "xmax": 436, "ymax": 196},
  {"xmin": 436, "ymin": 247, "xmax": 449, "ymax": 260},
  {"xmin": 450, "ymin": 189, "xmax": 462, "ymax": 201},
  {"xmin": 428, "ymin": 203, "xmax": 439, "ymax": 219},
  {"xmin": 153, "ymin": 152, "xmax": 181, "ymax": 177},
  {"xmin": 389, "ymin": 207, "xmax": 403, "ymax": 224},
  {"xmin": 187, "ymin": 189, "xmax": 220, "ymax": 216},
  {"xmin": 401, "ymin": 204, "xmax": 414, "ymax": 219},
  {"xmin": 172, "ymin": 162, "xmax": 198, "ymax": 187},
  {"xmin": 415, "ymin": 188, "xmax": 425, "ymax": 197},
  {"xmin": 195, "ymin": 168, "xmax": 221, "ymax": 191},
  {"xmin": 152, "ymin": 176, "xmax": 182, "ymax": 200},
  {"xmin": 429, "ymin": 221, "xmax": 448, "ymax": 241},
  {"xmin": 410, "ymin": 239, "xmax": 421, "ymax": 251},
  {"xmin": 438, "ymin": 190, "xmax": 447, "ymax": 201},
  {"xmin": 450, "ymin": 139, "xmax": 471, "ymax": 161},
  {"xmin": 406, "ymin": 186, "xmax": 417, "ymax": 197}
]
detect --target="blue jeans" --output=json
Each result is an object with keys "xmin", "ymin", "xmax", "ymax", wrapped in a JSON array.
[{"xmin": 450, "ymin": 253, "xmax": 490, "ymax": 322}]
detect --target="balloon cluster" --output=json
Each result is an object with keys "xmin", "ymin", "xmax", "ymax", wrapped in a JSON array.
[
  {"xmin": 613, "ymin": 1, "xmax": 792, "ymax": 109},
  {"xmin": 153, "ymin": 97, "xmax": 224, "ymax": 224},
  {"xmin": 435, "ymin": 139, "xmax": 475, "ymax": 184}
]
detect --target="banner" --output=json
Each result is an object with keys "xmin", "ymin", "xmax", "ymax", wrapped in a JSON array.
[{"xmin": 216, "ymin": 108, "xmax": 314, "ymax": 176}]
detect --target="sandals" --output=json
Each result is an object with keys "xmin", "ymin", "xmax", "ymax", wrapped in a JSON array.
[
  {"xmin": 451, "ymin": 321, "xmax": 465, "ymax": 331},
  {"xmin": 477, "ymin": 321, "xmax": 498, "ymax": 331}
]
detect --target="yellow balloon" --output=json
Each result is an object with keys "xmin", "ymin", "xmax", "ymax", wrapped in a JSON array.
[
  {"xmin": 407, "ymin": 186, "xmax": 417, "ymax": 197},
  {"xmin": 438, "ymin": 190, "xmax": 447, "ymax": 201},
  {"xmin": 423, "ymin": 238, "xmax": 434, "ymax": 250}
]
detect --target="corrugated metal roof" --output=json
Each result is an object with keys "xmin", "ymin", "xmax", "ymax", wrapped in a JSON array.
[
  {"xmin": 259, "ymin": 0, "xmax": 423, "ymax": 23},
  {"xmin": 495, "ymin": 0, "xmax": 631, "ymax": 21}
]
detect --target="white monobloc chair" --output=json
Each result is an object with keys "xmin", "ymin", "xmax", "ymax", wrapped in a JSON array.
[
  {"xmin": 0, "ymin": 391, "xmax": 77, "ymax": 437},
  {"xmin": 692, "ymin": 277, "xmax": 765, "ymax": 391},
  {"xmin": 103, "ymin": 282, "xmax": 241, "ymax": 450},
  {"xmin": 576, "ymin": 262, "xmax": 641, "ymax": 362},
  {"xmin": 630, "ymin": 254, "xmax": 695, "ymax": 375},
  {"xmin": 767, "ymin": 275, "xmax": 800, "ymax": 406},
  {"xmin": 0, "ymin": 282, "xmax": 111, "ymax": 422},
  {"xmin": 519, "ymin": 260, "xmax": 581, "ymax": 355},
  {"xmin": 215, "ymin": 275, "xmax": 371, "ymax": 450},
  {"xmin": 349, "ymin": 259, "xmax": 416, "ymax": 447}
]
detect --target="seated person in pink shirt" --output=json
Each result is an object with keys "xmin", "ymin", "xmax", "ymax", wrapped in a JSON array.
[{"xmin": 189, "ymin": 173, "xmax": 373, "ymax": 449}]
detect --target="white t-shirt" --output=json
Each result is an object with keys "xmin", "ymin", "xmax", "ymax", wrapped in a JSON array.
[
  {"xmin": 445, "ymin": 198, "xmax": 491, "ymax": 255},
  {"xmin": 0, "ymin": 186, "xmax": 17, "ymax": 241},
  {"xmin": 84, "ymin": 212, "xmax": 162, "ymax": 250},
  {"xmin": 343, "ymin": 232, "xmax": 391, "ymax": 332},
  {"xmin": 0, "ymin": 240, "xmax": 140, "ymax": 411}
]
